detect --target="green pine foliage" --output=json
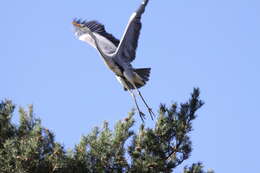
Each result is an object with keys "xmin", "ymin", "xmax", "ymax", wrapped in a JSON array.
[{"xmin": 0, "ymin": 88, "xmax": 213, "ymax": 173}]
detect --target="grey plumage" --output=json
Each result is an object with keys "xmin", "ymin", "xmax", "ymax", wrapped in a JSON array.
[
  {"xmin": 72, "ymin": 0, "xmax": 154, "ymax": 121},
  {"xmin": 82, "ymin": 20, "xmax": 120, "ymax": 46},
  {"xmin": 125, "ymin": 68, "xmax": 151, "ymax": 90}
]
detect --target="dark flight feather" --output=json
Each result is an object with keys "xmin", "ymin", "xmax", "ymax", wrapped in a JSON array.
[{"xmin": 74, "ymin": 19, "xmax": 120, "ymax": 47}]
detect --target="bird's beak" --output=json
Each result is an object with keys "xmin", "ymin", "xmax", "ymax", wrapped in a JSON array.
[{"xmin": 72, "ymin": 21, "xmax": 81, "ymax": 27}]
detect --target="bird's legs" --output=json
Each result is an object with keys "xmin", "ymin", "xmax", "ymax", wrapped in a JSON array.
[
  {"xmin": 126, "ymin": 88, "xmax": 145, "ymax": 122},
  {"xmin": 134, "ymin": 88, "xmax": 155, "ymax": 120},
  {"xmin": 115, "ymin": 75, "xmax": 146, "ymax": 122}
]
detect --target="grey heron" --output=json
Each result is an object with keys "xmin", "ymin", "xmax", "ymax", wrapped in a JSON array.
[{"xmin": 72, "ymin": 0, "xmax": 154, "ymax": 121}]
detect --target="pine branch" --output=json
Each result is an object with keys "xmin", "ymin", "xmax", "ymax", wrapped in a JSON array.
[{"xmin": 0, "ymin": 88, "xmax": 213, "ymax": 173}]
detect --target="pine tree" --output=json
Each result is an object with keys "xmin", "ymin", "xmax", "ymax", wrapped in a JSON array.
[{"xmin": 0, "ymin": 88, "xmax": 214, "ymax": 173}]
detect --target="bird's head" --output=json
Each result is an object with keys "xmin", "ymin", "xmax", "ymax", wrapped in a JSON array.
[{"xmin": 72, "ymin": 18, "xmax": 91, "ymax": 37}]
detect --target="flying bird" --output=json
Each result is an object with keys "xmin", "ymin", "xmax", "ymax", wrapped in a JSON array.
[{"xmin": 72, "ymin": 0, "xmax": 154, "ymax": 121}]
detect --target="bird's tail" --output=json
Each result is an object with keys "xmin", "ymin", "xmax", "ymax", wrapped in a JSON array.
[
  {"xmin": 123, "ymin": 68, "xmax": 151, "ymax": 91},
  {"xmin": 134, "ymin": 68, "xmax": 151, "ymax": 83}
]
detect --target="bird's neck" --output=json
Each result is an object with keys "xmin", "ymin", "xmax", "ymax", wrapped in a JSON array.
[{"xmin": 89, "ymin": 32, "xmax": 109, "ymax": 61}]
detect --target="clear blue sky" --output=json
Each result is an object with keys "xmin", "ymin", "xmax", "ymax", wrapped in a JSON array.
[{"xmin": 1, "ymin": 0, "xmax": 259, "ymax": 172}]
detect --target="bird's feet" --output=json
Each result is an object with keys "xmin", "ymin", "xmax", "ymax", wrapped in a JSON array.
[
  {"xmin": 147, "ymin": 107, "xmax": 155, "ymax": 120},
  {"xmin": 138, "ymin": 111, "xmax": 146, "ymax": 123}
]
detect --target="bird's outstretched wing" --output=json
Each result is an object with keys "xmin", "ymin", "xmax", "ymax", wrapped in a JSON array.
[
  {"xmin": 84, "ymin": 20, "xmax": 120, "ymax": 47},
  {"xmin": 114, "ymin": 0, "xmax": 149, "ymax": 63},
  {"xmin": 74, "ymin": 19, "xmax": 120, "ymax": 54}
]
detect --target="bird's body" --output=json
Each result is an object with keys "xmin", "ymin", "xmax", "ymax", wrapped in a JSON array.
[{"xmin": 73, "ymin": 0, "xmax": 154, "ymax": 120}]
